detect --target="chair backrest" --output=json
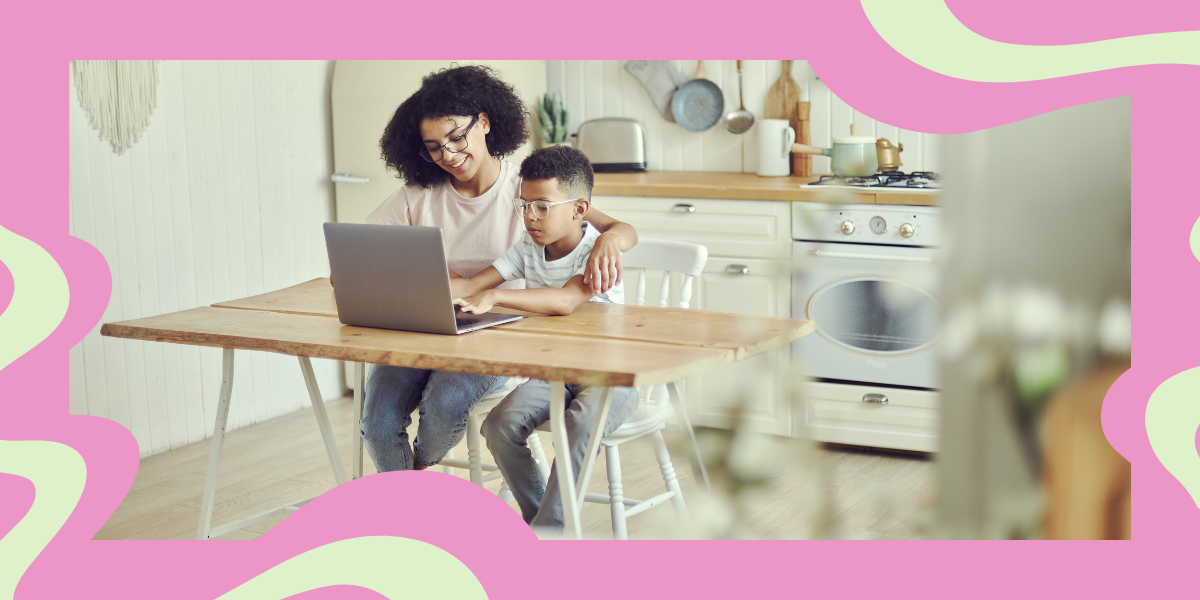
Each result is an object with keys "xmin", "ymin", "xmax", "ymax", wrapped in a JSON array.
[
  {"xmin": 621, "ymin": 239, "xmax": 708, "ymax": 408},
  {"xmin": 620, "ymin": 239, "xmax": 708, "ymax": 309}
]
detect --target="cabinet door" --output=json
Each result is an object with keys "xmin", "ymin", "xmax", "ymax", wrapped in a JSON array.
[
  {"xmin": 594, "ymin": 196, "xmax": 792, "ymax": 260},
  {"xmin": 685, "ymin": 258, "xmax": 794, "ymax": 437}
]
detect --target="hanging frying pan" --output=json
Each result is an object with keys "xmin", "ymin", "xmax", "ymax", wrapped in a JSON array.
[{"xmin": 671, "ymin": 60, "xmax": 725, "ymax": 132}]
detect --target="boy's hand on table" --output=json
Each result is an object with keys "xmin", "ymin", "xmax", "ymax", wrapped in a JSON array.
[
  {"xmin": 454, "ymin": 290, "xmax": 496, "ymax": 315},
  {"xmin": 584, "ymin": 232, "xmax": 624, "ymax": 295}
]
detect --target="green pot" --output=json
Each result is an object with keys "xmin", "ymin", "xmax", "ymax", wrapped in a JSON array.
[{"xmin": 791, "ymin": 124, "xmax": 879, "ymax": 178}]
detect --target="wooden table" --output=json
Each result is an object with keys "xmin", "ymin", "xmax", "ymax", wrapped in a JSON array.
[{"xmin": 102, "ymin": 278, "xmax": 814, "ymax": 539}]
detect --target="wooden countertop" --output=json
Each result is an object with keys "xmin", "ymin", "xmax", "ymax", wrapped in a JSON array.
[{"xmin": 592, "ymin": 170, "xmax": 938, "ymax": 206}]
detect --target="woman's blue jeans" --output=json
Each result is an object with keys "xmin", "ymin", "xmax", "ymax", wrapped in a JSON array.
[{"xmin": 362, "ymin": 365, "xmax": 506, "ymax": 472}]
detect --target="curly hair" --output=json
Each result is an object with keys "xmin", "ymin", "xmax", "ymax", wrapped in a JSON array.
[
  {"xmin": 379, "ymin": 65, "xmax": 531, "ymax": 189},
  {"xmin": 519, "ymin": 145, "xmax": 595, "ymax": 200}
]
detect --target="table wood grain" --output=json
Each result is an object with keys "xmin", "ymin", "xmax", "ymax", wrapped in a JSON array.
[
  {"xmin": 101, "ymin": 307, "xmax": 734, "ymax": 387},
  {"xmin": 212, "ymin": 278, "xmax": 815, "ymax": 360}
]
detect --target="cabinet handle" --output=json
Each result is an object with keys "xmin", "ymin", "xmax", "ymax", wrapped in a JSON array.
[
  {"xmin": 725, "ymin": 264, "xmax": 750, "ymax": 275},
  {"xmin": 672, "ymin": 203, "xmax": 696, "ymax": 213},
  {"xmin": 863, "ymin": 393, "xmax": 889, "ymax": 404},
  {"xmin": 331, "ymin": 172, "xmax": 370, "ymax": 184}
]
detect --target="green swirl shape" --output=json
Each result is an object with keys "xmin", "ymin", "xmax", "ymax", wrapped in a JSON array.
[
  {"xmin": 0, "ymin": 224, "xmax": 70, "ymax": 372},
  {"xmin": 0, "ymin": 441, "xmax": 87, "ymax": 599},
  {"xmin": 1191, "ymin": 214, "xmax": 1200, "ymax": 263},
  {"xmin": 861, "ymin": 0, "xmax": 1200, "ymax": 82},
  {"xmin": 216, "ymin": 536, "xmax": 487, "ymax": 599},
  {"xmin": 1146, "ymin": 367, "xmax": 1200, "ymax": 507}
]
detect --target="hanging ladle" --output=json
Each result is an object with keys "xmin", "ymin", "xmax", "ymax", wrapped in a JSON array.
[{"xmin": 724, "ymin": 60, "xmax": 755, "ymax": 134}]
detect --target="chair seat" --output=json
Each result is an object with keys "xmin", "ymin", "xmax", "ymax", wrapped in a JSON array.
[{"xmin": 534, "ymin": 401, "xmax": 674, "ymax": 444}]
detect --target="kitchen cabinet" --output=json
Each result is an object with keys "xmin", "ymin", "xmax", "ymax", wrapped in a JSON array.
[
  {"xmin": 597, "ymin": 195, "xmax": 794, "ymax": 437},
  {"xmin": 690, "ymin": 258, "xmax": 794, "ymax": 436},
  {"xmin": 593, "ymin": 196, "xmax": 792, "ymax": 260}
]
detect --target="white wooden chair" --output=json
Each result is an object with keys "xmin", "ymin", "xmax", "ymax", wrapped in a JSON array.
[{"xmin": 530, "ymin": 238, "xmax": 711, "ymax": 539}]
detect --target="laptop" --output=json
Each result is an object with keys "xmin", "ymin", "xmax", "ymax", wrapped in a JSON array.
[{"xmin": 323, "ymin": 223, "xmax": 523, "ymax": 335}]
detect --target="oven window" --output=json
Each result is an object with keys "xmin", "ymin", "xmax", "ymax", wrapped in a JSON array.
[{"xmin": 807, "ymin": 278, "xmax": 939, "ymax": 355}]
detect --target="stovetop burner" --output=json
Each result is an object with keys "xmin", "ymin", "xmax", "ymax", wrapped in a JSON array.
[{"xmin": 807, "ymin": 171, "xmax": 942, "ymax": 190}]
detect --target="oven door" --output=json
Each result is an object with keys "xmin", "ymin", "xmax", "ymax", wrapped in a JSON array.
[{"xmin": 792, "ymin": 241, "xmax": 940, "ymax": 389}]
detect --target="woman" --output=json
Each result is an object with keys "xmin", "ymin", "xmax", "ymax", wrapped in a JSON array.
[{"xmin": 361, "ymin": 65, "xmax": 638, "ymax": 473}]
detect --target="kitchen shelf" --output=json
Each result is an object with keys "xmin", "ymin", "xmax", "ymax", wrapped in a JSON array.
[{"xmin": 593, "ymin": 171, "xmax": 938, "ymax": 206}]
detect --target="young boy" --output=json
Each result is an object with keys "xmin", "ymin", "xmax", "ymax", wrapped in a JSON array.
[{"xmin": 450, "ymin": 145, "xmax": 639, "ymax": 533}]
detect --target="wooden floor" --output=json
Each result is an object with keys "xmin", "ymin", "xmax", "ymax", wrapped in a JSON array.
[{"xmin": 96, "ymin": 396, "xmax": 936, "ymax": 540}]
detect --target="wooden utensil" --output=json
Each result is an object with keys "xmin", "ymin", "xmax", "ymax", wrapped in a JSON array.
[
  {"xmin": 793, "ymin": 101, "xmax": 812, "ymax": 177},
  {"xmin": 694, "ymin": 60, "xmax": 707, "ymax": 79},
  {"xmin": 765, "ymin": 60, "xmax": 803, "ymax": 175}
]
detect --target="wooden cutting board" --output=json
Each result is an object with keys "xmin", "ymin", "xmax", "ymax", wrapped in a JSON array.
[{"xmin": 765, "ymin": 60, "xmax": 804, "ymax": 175}]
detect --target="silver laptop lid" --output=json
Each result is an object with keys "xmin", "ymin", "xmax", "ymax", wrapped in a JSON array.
[{"xmin": 323, "ymin": 223, "xmax": 458, "ymax": 335}]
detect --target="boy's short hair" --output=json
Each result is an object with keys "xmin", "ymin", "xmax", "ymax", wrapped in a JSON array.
[{"xmin": 519, "ymin": 145, "xmax": 594, "ymax": 200}]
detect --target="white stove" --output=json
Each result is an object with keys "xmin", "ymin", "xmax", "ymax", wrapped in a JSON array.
[{"xmin": 791, "ymin": 201, "xmax": 943, "ymax": 452}]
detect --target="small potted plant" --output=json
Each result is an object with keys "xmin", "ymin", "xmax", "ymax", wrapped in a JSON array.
[{"xmin": 536, "ymin": 92, "xmax": 569, "ymax": 146}]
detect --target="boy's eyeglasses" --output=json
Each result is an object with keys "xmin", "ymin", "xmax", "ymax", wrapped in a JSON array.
[
  {"xmin": 420, "ymin": 115, "xmax": 478, "ymax": 163},
  {"xmin": 512, "ymin": 198, "xmax": 582, "ymax": 220}
]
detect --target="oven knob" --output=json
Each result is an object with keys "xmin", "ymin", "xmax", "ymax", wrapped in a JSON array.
[
  {"xmin": 840, "ymin": 220, "xmax": 855, "ymax": 235},
  {"xmin": 899, "ymin": 223, "xmax": 915, "ymax": 238}
]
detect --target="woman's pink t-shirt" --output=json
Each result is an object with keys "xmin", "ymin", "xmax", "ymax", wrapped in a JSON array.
[{"xmin": 365, "ymin": 160, "xmax": 526, "ymax": 284}]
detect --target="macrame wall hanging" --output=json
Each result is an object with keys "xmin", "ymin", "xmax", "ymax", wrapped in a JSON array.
[{"xmin": 72, "ymin": 60, "xmax": 160, "ymax": 155}]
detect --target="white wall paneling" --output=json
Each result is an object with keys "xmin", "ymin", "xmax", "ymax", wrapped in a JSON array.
[
  {"xmin": 547, "ymin": 60, "xmax": 942, "ymax": 175},
  {"xmin": 69, "ymin": 60, "xmax": 342, "ymax": 458}
]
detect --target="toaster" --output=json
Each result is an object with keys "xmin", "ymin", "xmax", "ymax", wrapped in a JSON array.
[{"xmin": 574, "ymin": 118, "xmax": 647, "ymax": 172}]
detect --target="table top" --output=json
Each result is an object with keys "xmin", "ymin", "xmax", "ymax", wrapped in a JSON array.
[
  {"xmin": 103, "ymin": 279, "xmax": 815, "ymax": 387},
  {"xmin": 213, "ymin": 279, "xmax": 811, "ymax": 360}
]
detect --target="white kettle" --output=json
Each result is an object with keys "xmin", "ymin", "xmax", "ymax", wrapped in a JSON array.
[{"xmin": 757, "ymin": 119, "xmax": 796, "ymax": 177}]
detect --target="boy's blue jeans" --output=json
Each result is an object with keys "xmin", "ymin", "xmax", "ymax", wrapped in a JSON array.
[
  {"xmin": 362, "ymin": 365, "xmax": 507, "ymax": 472},
  {"xmin": 481, "ymin": 380, "xmax": 639, "ymax": 531}
]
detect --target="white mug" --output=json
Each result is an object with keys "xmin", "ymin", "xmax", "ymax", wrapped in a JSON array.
[{"xmin": 757, "ymin": 119, "xmax": 796, "ymax": 177}]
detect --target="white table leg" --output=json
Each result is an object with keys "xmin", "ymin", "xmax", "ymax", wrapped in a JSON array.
[
  {"xmin": 352, "ymin": 362, "xmax": 365, "ymax": 479},
  {"xmin": 575, "ymin": 387, "xmax": 613, "ymax": 504},
  {"xmin": 549, "ymin": 381, "xmax": 581, "ymax": 540},
  {"xmin": 551, "ymin": 383, "xmax": 614, "ymax": 540},
  {"xmin": 197, "ymin": 348, "xmax": 236, "ymax": 540},
  {"xmin": 299, "ymin": 356, "xmax": 348, "ymax": 485},
  {"xmin": 668, "ymin": 381, "xmax": 710, "ymax": 490}
]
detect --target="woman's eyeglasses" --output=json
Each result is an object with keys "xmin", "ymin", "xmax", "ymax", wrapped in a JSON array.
[
  {"xmin": 420, "ymin": 115, "xmax": 478, "ymax": 163},
  {"xmin": 512, "ymin": 198, "xmax": 582, "ymax": 220}
]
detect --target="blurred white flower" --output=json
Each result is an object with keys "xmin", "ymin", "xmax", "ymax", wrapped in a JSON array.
[
  {"xmin": 980, "ymin": 283, "xmax": 1011, "ymax": 336},
  {"xmin": 941, "ymin": 304, "xmax": 979, "ymax": 359},
  {"xmin": 687, "ymin": 492, "xmax": 738, "ymax": 540},
  {"xmin": 728, "ymin": 429, "xmax": 780, "ymax": 482},
  {"xmin": 1011, "ymin": 285, "xmax": 1067, "ymax": 342},
  {"xmin": 1098, "ymin": 298, "xmax": 1132, "ymax": 355}
]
